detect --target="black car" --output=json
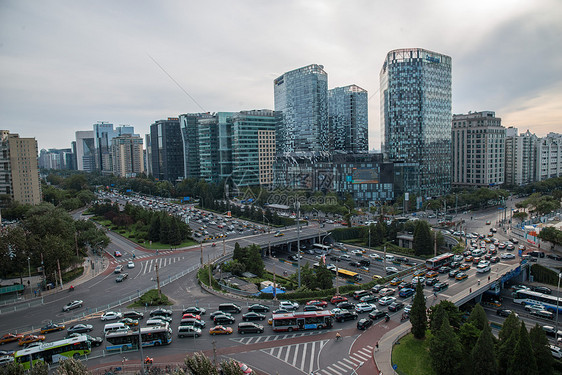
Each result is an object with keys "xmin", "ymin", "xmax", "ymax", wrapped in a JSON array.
[
  {"xmin": 248, "ymin": 304, "xmax": 270, "ymax": 313},
  {"xmin": 182, "ymin": 306, "xmax": 207, "ymax": 315},
  {"xmin": 547, "ymin": 254, "xmax": 562, "ymax": 261},
  {"xmin": 496, "ymin": 309, "xmax": 514, "ymax": 318},
  {"xmin": 213, "ymin": 314, "xmax": 235, "ymax": 325},
  {"xmin": 242, "ymin": 312, "xmax": 266, "ymax": 322},
  {"xmin": 272, "ymin": 308, "xmax": 289, "ymax": 315},
  {"xmin": 371, "ymin": 285, "xmax": 384, "ymax": 294},
  {"xmin": 438, "ymin": 266, "xmax": 451, "ymax": 274},
  {"xmin": 388, "ymin": 302, "xmax": 405, "ymax": 312},
  {"xmin": 209, "ymin": 311, "xmax": 234, "ymax": 320},
  {"xmin": 398, "ymin": 282, "xmax": 415, "ymax": 290},
  {"xmin": 448, "ymin": 269, "xmax": 460, "ymax": 278},
  {"xmin": 67, "ymin": 324, "xmax": 93, "ymax": 334},
  {"xmin": 368, "ymin": 310, "xmax": 388, "ymax": 321},
  {"xmin": 335, "ymin": 311, "xmax": 358, "ymax": 322},
  {"xmin": 433, "ymin": 282, "xmax": 449, "ymax": 292},
  {"xmin": 67, "ymin": 333, "xmax": 103, "ymax": 347},
  {"xmin": 337, "ymin": 302, "xmax": 355, "ymax": 310},
  {"xmin": 450, "ymin": 261, "xmax": 461, "ymax": 269},
  {"xmin": 150, "ymin": 308, "xmax": 172, "ymax": 317},
  {"xmin": 349, "ymin": 261, "xmax": 361, "ymax": 267},
  {"xmin": 425, "ymin": 278, "xmax": 439, "ymax": 286},
  {"xmin": 123, "ymin": 311, "xmax": 144, "ymax": 320},
  {"xmin": 533, "ymin": 286, "xmax": 552, "ymax": 295},
  {"xmin": 357, "ymin": 318, "xmax": 373, "ymax": 330},
  {"xmin": 330, "ymin": 255, "xmax": 342, "ymax": 262},
  {"xmin": 237, "ymin": 322, "xmax": 264, "ymax": 334}
]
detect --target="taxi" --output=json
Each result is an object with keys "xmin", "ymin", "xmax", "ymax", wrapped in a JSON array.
[
  {"xmin": 119, "ymin": 318, "xmax": 139, "ymax": 327},
  {"xmin": 455, "ymin": 272, "xmax": 468, "ymax": 281},
  {"xmin": 18, "ymin": 334, "xmax": 45, "ymax": 346},
  {"xmin": 425, "ymin": 271, "xmax": 439, "ymax": 278},
  {"xmin": 459, "ymin": 263, "xmax": 471, "ymax": 271},
  {"xmin": 413, "ymin": 269, "xmax": 426, "ymax": 277},
  {"xmin": 390, "ymin": 277, "xmax": 402, "ymax": 286},
  {"xmin": 0, "ymin": 333, "xmax": 24, "ymax": 345},
  {"xmin": 209, "ymin": 325, "xmax": 233, "ymax": 335},
  {"xmin": 464, "ymin": 255, "xmax": 474, "ymax": 262},
  {"xmin": 40, "ymin": 322, "xmax": 65, "ymax": 334}
]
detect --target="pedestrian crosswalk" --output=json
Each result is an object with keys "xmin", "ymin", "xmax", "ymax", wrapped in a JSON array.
[
  {"xmin": 260, "ymin": 339, "xmax": 329, "ymax": 374},
  {"xmin": 318, "ymin": 345, "xmax": 374, "ymax": 375},
  {"xmin": 137, "ymin": 257, "xmax": 186, "ymax": 275},
  {"xmin": 230, "ymin": 331, "xmax": 322, "ymax": 345}
]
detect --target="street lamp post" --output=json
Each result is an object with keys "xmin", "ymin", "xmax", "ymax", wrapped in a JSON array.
[
  {"xmin": 556, "ymin": 273, "xmax": 561, "ymax": 344},
  {"xmin": 27, "ymin": 257, "xmax": 31, "ymax": 279}
]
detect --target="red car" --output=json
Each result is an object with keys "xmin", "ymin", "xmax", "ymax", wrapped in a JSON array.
[
  {"xmin": 331, "ymin": 295, "xmax": 348, "ymax": 304},
  {"xmin": 306, "ymin": 300, "xmax": 328, "ymax": 308},
  {"xmin": 114, "ymin": 251, "xmax": 122, "ymax": 257},
  {"xmin": 0, "ymin": 333, "xmax": 24, "ymax": 345},
  {"xmin": 181, "ymin": 313, "xmax": 201, "ymax": 321}
]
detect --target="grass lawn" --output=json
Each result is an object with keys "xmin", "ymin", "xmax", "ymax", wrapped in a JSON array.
[{"xmin": 392, "ymin": 332, "xmax": 435, "ymax": 375}]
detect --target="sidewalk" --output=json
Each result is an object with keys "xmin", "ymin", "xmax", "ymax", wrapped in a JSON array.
[{"xmin": 373, "ymin": 321, "xmax": 412, "ymax": 375}]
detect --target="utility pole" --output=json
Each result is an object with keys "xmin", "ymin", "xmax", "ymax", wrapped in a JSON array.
[
  {"xmin": 335, "ymin": 263, "xmax": 340, "ymax": 295},
  {"xmin": 57, "ymin": 259, "xmax": 63, "ymax": 289},
  {"xmin": 155, "ymin": 262, "xmax": 161, "ymax": 299},
  {"xmin": 434, "ymin": 231, "xmax": 437, "ymax": 257},
  {"xmin": 208, "ymin": 255, "xmax": 212, "ymax": 287},
  {"xmin": 222, "ymin": 233, "xmax": 226, "ymax": 257},
  {"xmin": 200, "ymin": 242, "xmax": 203, "ymax": 265}
]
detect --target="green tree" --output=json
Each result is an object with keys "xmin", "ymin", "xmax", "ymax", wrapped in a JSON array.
[
  {"xmin": 428, "ymin": 300, "xmax": 463, "ymax": 329},
  {"xmin": 471, "ymin": 325, "xmax": 497, "ymax": 375},
  {"xmin": 219, "ymin": 359, "xmax": 245, "ymax": 375},
  {"xmin": 413, "ymin": 221, "xmax": 433, "ymax": 256},
  {"xmin": 458, "ymin": 322, "xmax": 481, "ymax": 356},
  {"xmin": 299, "ymin": 263, "xmax": 316, "ymax": 289},
  {"xmin": 54, "ymin": 358, "xmax": 90, "ymax": 375},
  {"xmin": 508, "ymin": 322, "xmax": 538, "ymax": 375},
  {"xmin": 233, "ymin": 242, "xmax": 245, "ymax": 263},
  {"xmin": 467, "ymin": 303, "xmax": 488, "ymax": 331},
  {"xmin": 429, "ymin": 317, "xmax": 462, "ymax": 375},
  {"xmin": 429, "ymin": 303, "xmax": 446, "ymax": 334},
  {"xmin": 184, "ymin": 352, "xmax": 219, "ymax": 375},
  {"xmin": 410, "ymin": 281, "xmax": 427, "ymax": 339},
  {"xmin": 314, "ymin": 261, "xmax": 333, "ymax": 290},
  {"xmin": 513, "ymin": 211, "xmax": 528, "ymax": 222},
  {"xmin": 245, "ymin": 244, "xmax": 264, "ymax": 277},
  {"xmin": 529, "ymin": 323, "xmax": 553, "ymax": 375},
  {"xmin": 497, "ymin": 313, "xmax": 520, "ymax": 375}
]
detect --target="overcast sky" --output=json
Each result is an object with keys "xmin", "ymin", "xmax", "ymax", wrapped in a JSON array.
[{"xmin": 1, "ymin": 0, "xmax": 561, "ymax": 151}]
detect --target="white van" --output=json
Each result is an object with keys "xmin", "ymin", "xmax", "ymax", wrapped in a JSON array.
[
  {"xmin": 476, "ymin": 264, "xmax": 491, "ymax": 273},
  {"xmin": 146, "ymin": 319, "xmax": 169, "ymax": 327},
  {"xmin": 103, "ymin": 322, "xmax": 127, "ymax": 334},
  {"xmin": 386, "ymin": 255, "xmax": 395, "ymax": 262}
]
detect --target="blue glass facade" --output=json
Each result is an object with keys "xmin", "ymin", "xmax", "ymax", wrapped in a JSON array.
[
  {"xmin": 149, "ymin": 118, "xmax": 183, "ymax": 182},
  {"xmin": 380, "ymin": 48, "xmax": 452, "ymax": 197},
  {"xmin": 328, "ymin": 85, "xmax": 369, "ymax": 154},
  {"xmin": 274, "ymin": 64, "xmax": 330, "ymax": 157}
]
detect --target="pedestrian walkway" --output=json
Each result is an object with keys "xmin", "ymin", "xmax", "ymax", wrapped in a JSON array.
[
  {"xmin": 260, "ymin": 339, "xmax": 329, "ymax": 374},
  {"xmin": 320, "ymin": 345, "xmax": 374, "ymax": 375},
  {"xmin": 231, "ymin": 331, "xmax": 323, "ymax": 345},
  {"xmin": 374, "ymin": 322, "xmax": 411, "ymax": 375}
]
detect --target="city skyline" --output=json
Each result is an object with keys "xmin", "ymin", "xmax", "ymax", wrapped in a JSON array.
[{"xmin": 1, "ymin": 0, "xmax": 561, "ymax": 151}]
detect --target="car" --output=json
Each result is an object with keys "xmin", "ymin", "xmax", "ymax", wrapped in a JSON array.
[
  {"xmin": 248, "ymin": 304, "xmax": 270, "ymax": 313},
  {"xmin": 40, "ymin": 322, "xmax": 66, "ymax": 334},
  {"xmin": 150, "ymin": 308, "xmax": 173, "ymax": 317},
  {"xmin": 331, "ymin": 295, "xmax": 348, "ymax": 305},
  {"xmin": 390, "ymin": 277, "xmax": 402, "ymax": 286},
  {"xmin": 67, "ymin": 323, "xmax": 93, "ymax": 334},
  {"xmin": 450, "ymin": 261, "xmax": 461, "ymax": 269},
  {"xmin": 433, "ymin": 282, "xmax": 449, "ymax": 292},
  {"xmin": 180, "ymin": 319, "xmax": 206, "ymax": 329},
  {"xmin": 412, "ymin": 276, "xmax": 426, "ymax": 285},
  {"xmin": 459, "ymin": 264, "xmax": 471, "ymax": 271},
  {"xmin": 513, "ymin": 284, "xmax": 531, "ymax": 292},
  {"xmin": 438, "ymin": 266, "xmax": 451, "ymax": 274},
  {"xmin": 274, "ymin": 231, "xmax": 284, "ymax": 237},
  {"xmin": 335, "ymin": 311, "xmax": 358, "ymax": 322},
  {"xmin": 524, "ymin": 303, "xmax": 545, "ymax": 313},
  {"xmin": 371, "ymin": 285, "xmax": 384, "ymax": 294},
  {"xmin": 357, "ymin": 318, "xmax": 373, "ymax": 330},
  {"xmin": 0, "ymin": 333, "xmax": 24, "ymax": 345},
  {"xmin": 359, "ymin": 295, "xmax": 378, "ymax": 304},
  {"xmin": 551, "ymin": 345, "xmax": 562, "ymax": 359},
  {"xmin": 66, "ymin": 333, "xmax": 103, "ymax": 346},
  {"xmin": 378, "ymin": 296, "xmax": 397, "ymax": 306},
  {"xmin": 62, "ymin": 300, "xmax": 83, "ymax": 312},
  {"xmin": 379, "ymin": 288, "xmax": 396, "ymax": 297},
  {"xmin": 114, "ymin": 251, "xmax": 122, "ymax": 257},
  {"xmin": 213, "ymin": 314, "xmax": 235, "ymax": 325},
  {"xmin": 533, "ymin": 286, "xmax": 552, "ymax": 294},
  {"xmin": 182, "ymin": 313, "xmax": 201, "ymax": 321},
  {"xmin": 272, "ymin": 308, "xmax": 289, "ymax": 315},
  {"xmin": 119, "ymin": 318, "xmax": 139, "ymax": 327},
  {"xmin": 114, "ymin": 265, "xmax": 123, "ymax": 273},
  {"xmin": 543, "ymin": 325, "xmax": 562, "ymax": 338},
  {"xmin": 496, "ymin": 309, "xmax": 518, "ymax": 318},
  {"xmin": 0, "ymin": 356, "xmax": 14, "ymax": 366},
  {"xmin": 101, "ymin": 311, "xmax": 123, "ymax": 321},
  {"xmin": 18, "ymin": 335, "xmax": 45, "ymax": 346},
  {"xmin": 178, "ymin": 326, "xmax": 202, "ymax": 338},
  {"xmin": 237, "ymin": 322, "xmax": 265, "ymax": 334},
  {"xmin": 398, "ymin": 282, "xmax": 415, "ymax": 290},
  {"xmin": 116, "ymin": 273, "xmax": 129, "ymax": 282},
  {"xmin": 547, "ymin": 254, "xmax": 562, "ymax": 261},
  {"xmin": 278, "ymin": 300, "xmax": 299, "ymax": 311},
  {"xmin": 209, "ymin": 325, "xmax": 233, "ymax": 335},
  {"xmin": 183, "ymin": 306, "xmax": 207, "ymax": 315},
  {"xmin": 210, "ymin": 311, "xmax": 234, "ymax": 320},
  {"xmin": 455, "ymin": 272, "xmax": 468, "ymax": 281},
  {"xmin": 306, "ymin": 300, "xmax": 328, "ymax": 308},
  {"xmin": 501, "ymin": 252, "xmax": 515, "ymax": 260},
  {"xmin": 122, "ymin": 311, "xmax": 144, "ymax": 320},
  {"xmin": 531, "ymin": 310, "xmax": 554, "ymax": 320},
  {"xmin": 490, "ymin": 256, "xmax": 500, "ymax": 263},
  {"xmin": 337, "ymin": 302, "xmax": 356, "ymax": 310},
  {"xmin": 426, "ymin": 271, "xmax": 439, "ymax": 278},
  {"xmin": 388, "ymin": 301, "xmax": 405, "ymax": 312},
  {"xmin": 399, "ymin": 288, "xmax": 415, "ymax": 298},
  {"xmin": 464, "ymin": 255, "xmax": 474, "ymax": 262},
  {"xmin": 486, "ymin": 220, "xmax": 491, "ymax": 225},
  {"xmin": 242, "ymin": 312, "xmax": 266, "ymax": 321},
  {"xmin": 385, "ymin": 266, "xmax": 399, "ymax": 274},
  {"xmin": 127, "ymin": 261, "xmax": 135, "ymax": 269},
  {"xmin": 369, "ymin": 310, "xmax": 388, "ymax": 321},
  {"xmin": 355, "ymin": 303, "xmax": 376, "ymax": 313},
  {"xmin": 413, "ymin": 269, "xmax": 426, "ymax": 277},
  {"xmin": 303, "ymin": 305, "xmax": 323, "ymax": 312},
  {"xmin": 425, "ymin": 278, "xmax": 439, "ymax": 286},
  {"xmin": 238, "ymin": 361, "xmax": 254, "ymax": 374}
]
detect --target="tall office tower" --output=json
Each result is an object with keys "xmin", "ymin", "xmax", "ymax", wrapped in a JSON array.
[
  {"xmin": 380, "ymin": 48, "xmax": 452, "ymax": 197},
  {"xmin": 504, "ymin": 127, "xmax": 538, "ymax": 186},
  {"xmin": 217, "ymin": 112, "xmax": 234, "ymax": 181},
  {"xmin": 111, "ymin": 134, "xmax": 144, "ymax": 177},
  {"xmin": 231, "ymin": 110, "xmax": 277, "ymax": 187},
  {"xmin": 75, "ymin": 130, "xmax": 95, "ymax": 171},
  {"xmin": 0, "ymin": 130, "xmax": 42, "ymax": 205},
  {"xmin": 144, "ymin": 134, "xmax": 152, "ymax": 176},
  {"xmin": 258, "ymin": 129, "xmax": 276, "ymax": 186},
  {"xmin": 274, "ymin": 64, "xmax": 330, "ymax": 156},
  {"xmin": 197, "ymin": 115, "xmax": 220, "ymax": 182},
  {"xmin": 452, "ymin": 111, "xmax": 505, "ymax": 187},
  {"xmin": 179, "ymin": 113, "xmax": 209, "ymax": 179},
  {"xmin": 38, "ymin": 148, "xmax": 73, "ymax": 170},
  {"xmin": 149, "ymin": 118, "xmax": 184, "ymax": 181},
  {"xmin": 328, "ymin": 85, "xmax": 368, "ymax": 153},
  {"xmin": 92, "ymin": 122, "xmax": 115, "ymax": 172},
  {"xmin": 71, "ymin": 141, "xmax": 77, "ymax": 170},
  {"xmin": 535, "ymin": 132, "xmax": 562, "ymax": 181}
]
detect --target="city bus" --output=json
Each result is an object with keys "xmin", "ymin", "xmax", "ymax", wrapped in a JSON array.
[
  {"xmin": 271, "ymin": 311, "xmax": 333, "ymax": 332},
  {"xmin": 425, "ymin": 253, "xmax": 455, "ymax": 270},
  {"xmin": 14, "ymin": 335, "xmax": 91, "ymax": 369},
  {"xmin": 313, "ymin": 244, "xmax": 332, "ymax": 253},
  {"xmin": 512, "ymin": 289, "xmax": 562, "ymax": 313},
  {"xmin": 105, "ymin": 324, "xmax": 172, "ymax": 352},
  {"xmin": 336, "ymin": 268, "xmax": 362, "ymax": 282}
]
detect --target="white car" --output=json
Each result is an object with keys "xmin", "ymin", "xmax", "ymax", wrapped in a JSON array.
[
  {"xmin": 101, "ymin": 311, "xmax": 123, "ymax": 321},
  {"xmin": 351, "ymin": 249, "xmax": 363, "ymax": 256},
  {"xmin": 378, "ymin": 296, "xmax": 397, "ymax": 306},
  {"xmin": 412, "ymin": 276, "xmax": 426, "ymax": 285},
  {"xmin": 385, "ymin": 266, "xmax": 399, "ymax": 274},
  {"xmin": 550, "ymin": 345, "xmax": 562, "ymax": 359},
  {"xmin": 127, "ymin": 261, "xmax": 135, "ymax": 269},
  {"xmin": 500, "ymin": 253, "xmax": 515, "ymax": 260},
  {"xmin": 355, "ymin": 303, "xmax": 376, "ymax": 313},
  {"xmin": 369, "ymin": 253, "xmax": 381, "ymax": 260},
  {"xmin": 278, "ymin": 300, "xmax": 299, "ymax": 311}
]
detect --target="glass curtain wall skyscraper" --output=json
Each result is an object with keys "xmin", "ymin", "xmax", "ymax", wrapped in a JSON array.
[
  {"xmin": 328, "ymin": 85, "xmax": 368, "ymax": 154},
  {"xmin": 380, "ymin": 48, "xmax": 452, "ymax": 197},
  {"xmin": 149, "ymin": 118, "xmax": 184, "ymax": 182}
]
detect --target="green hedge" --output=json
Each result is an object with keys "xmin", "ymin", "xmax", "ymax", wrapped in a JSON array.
[
  {"xmin": 62, "ymin": 267, "xmax": 84, "ymax": 283},
  {"xmin": 531, "ymin": 264, "xmax": 560, "ymax": 286},
  {"xmin": 130, "ymin": 289, "xmax": 171, "ymax": 307}
]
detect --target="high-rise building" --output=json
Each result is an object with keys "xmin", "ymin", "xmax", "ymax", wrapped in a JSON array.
[
  {"xmin": 452, "ymin": 111, "xmax": 505, "ymax": 187},
  {"xmin": 38, "ymin": 148, "xmax": 73, "ymax": 170},
  {"xmin": 535, "ymin": 132, "xmax": 562, "ymax": 181},
  {"xmin": 111, "ymin": 134, "xmax": 144, "ymax": 177},
  {"xmin": 231, "ymin": 110, "xmax": 277, "ymax": 187},
  {"xmin": 197, "ymin": 115, "xmax": 220, "ymax": 183},
  {"xmin": 380, "ymin": 48, "xmax": 452, "ymax": 197},
  {"xmin": 149, "ymin": 118, "xmax": 184, "ymax": 181},
  {"xmin": 144, "ymin": 134, "xmax": 152, "ymax": 176},
  {"xmin": 92, "ymin": 122, "xmax": 115, "ymax": 172},
  {"xmin": 328, "ymin": 85, "xmax": 368, "ymax": 153},
  {"xmin": 258, "ymin": 129, "xmax": 276, "ymax": 186},
  {"xmin": 504, "ymin": 127, "xmax": 538, "ymax": 186},
  {"xmin": 75, "ymin": 130, "xmax": 95, "ymax": 172},
  {"xmin": 0, "ymin": 130, "xmax": 42, "ymax": 205},
  {"xmin": 274, "ymin": 64, "xmax": 330, "ymax": 156},
  {"xmin": 179, "ymin": 113, "xmax": 208, "ymax": 179}
]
